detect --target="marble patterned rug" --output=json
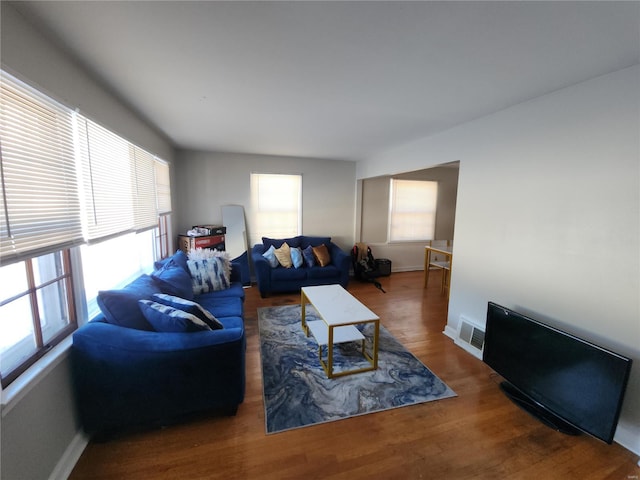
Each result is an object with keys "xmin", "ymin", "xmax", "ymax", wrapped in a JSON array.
[{"xmin": 258, "ymin": 304, "xmax": 457, "ymax": 434}]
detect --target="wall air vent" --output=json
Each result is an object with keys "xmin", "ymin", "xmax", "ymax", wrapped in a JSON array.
[{"xmin": 454, "ymin": 316, "xmax": 485, "ymax": 360}]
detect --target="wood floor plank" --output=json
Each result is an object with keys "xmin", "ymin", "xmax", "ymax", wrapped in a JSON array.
[{"xmin": 69, "ymin": 271, "xmax": 639, "ymax": 479}]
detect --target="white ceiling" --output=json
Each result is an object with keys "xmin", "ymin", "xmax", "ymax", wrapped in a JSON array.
[{"xmin": 12, "ymin": 1, "xmax": 640, "ymax": 162}]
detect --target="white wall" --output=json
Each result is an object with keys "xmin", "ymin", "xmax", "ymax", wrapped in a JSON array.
[
  {"xmin": 358, "ymin": 66, "xmax": 640, "ymax": 453},
  {"xmin": 358, "ymin": 165, "xmax": 459, "ymax": 271},
  {"xmin": 174, "ymin": 150, "xmax": 357, "ymax": 252},
  {"xmin": 1, "ymin": 4, "xmax": 175, "ymax": 479}
]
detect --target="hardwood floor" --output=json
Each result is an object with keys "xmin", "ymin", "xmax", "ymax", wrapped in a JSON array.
[{"xmin": 69, "ymin": 271, "xmax": 638, "ymax": 479}]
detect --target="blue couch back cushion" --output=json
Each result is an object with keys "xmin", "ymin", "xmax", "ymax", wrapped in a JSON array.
[
  {"xmin": 138, "ymin": 299, "xmax": 212, "ymax": 333},
  {"xmin": 262, "ymin": 236, "xmax": 301, "ymax": 249},
  {"xmin": 153, "ymin": 293, "xmax": 223, "ymax": 330},
  {"xmin": 97, "ymin": 274, "xmax": 161, "ymax": 331},
  {"xmin": 151, "ymin": 259, "xmax": 194, "ymax": 300},
  {"xmin": 262, "ymin": 236, "xmax": 331, "ymax": 251},
  {"xmin": 154, "ymin": 249, "xmax": 189, "ymax": 272}
]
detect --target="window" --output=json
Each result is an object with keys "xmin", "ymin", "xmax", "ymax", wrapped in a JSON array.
[
  {"xmin": 250, "ymin": 173, "xmax": 301, "ymax": 244},
  {"xmin": 155, "ymin": 213, "xmax": 173, "ymax": 260},
  {"xmin": 388, "ymin": 179, "xmax": 438, "ymax": 242},
  {"xmin": 80, "ymin": 230, "xmax": 156, "ymax": 319},
  {"xmin": 76, "ymin": 118, "xmax": 168, "ymax": 241},
  {"xmin": 0, "ymin": 69, "xmax": 173, "ymax": 386},
  {"xmin": 0, "ymin": 250, "xmax": 76, "ymax": 387}
]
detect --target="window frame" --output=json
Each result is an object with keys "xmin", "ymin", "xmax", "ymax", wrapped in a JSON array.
[
  {"xmin": 0, "ymin": 68, "xmax": 173, "ymax": 388},
  {"xmin": 0, "ymin": 249, "xmax": 77, "ymax": 388}
]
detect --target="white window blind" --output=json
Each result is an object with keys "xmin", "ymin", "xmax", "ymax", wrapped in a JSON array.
[
  {"xmin": 131, "ymin": 145, "xmax": 157, "ymax": 231},
  {"xmin": 154, "ymin": 158, "xmax": 172, "ymax": 214},
  {"xmin": 389, "ymin": 179, "xmax": 438, "ymax": 242},
  {"xmin": 77, "ymin": 118, "xmax": 135, "ymax": 241},
  {"xmin": 250, "ymin": 173, "xmax": 301, "ymax": 245},
  {"xmin": 77, "ymin": 118, "xmax": 170, "ymax": 241},
  {"xmin": 0, "ymin": 72, "xmax": 83, "ymax": 265}
]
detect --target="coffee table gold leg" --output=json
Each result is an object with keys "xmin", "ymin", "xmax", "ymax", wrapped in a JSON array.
[
  {"xmin": 327, "ymin": 326, "xmax": 334, "ymax": 379},
  {"xmin": 372, "ymin": 320, "xmax": 379, "ymax": 369},
  {"xmin": 301, "ymin": 290, "xmax": 308, "ymax": 336}
]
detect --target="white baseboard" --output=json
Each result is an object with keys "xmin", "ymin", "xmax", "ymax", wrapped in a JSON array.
[
  {"xmin": 49, "ymin": 430, "xmax": 89, "ymax": 480},
  {"xmin": 443, "ymin": 325, "xmax": 457, "ymax": 340},
  {"xmin": 390, "ymin": 266, "xmax": 424, "ymax": 273}
]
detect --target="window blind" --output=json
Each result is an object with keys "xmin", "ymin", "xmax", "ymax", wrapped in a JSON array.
[
  {"xmin": 250, "ymin": 173, "xmax": 301, "ymax": 245},
  {"xmin": 131, "ymin": 145, "xmax": 157, "ymax": 231},
  {"xmin": 154, "ymin": 158, "xmax": 172, "ymax": 214},
  {"xmin": 389, "ymin": 179, "xmax": 438, "ymax": 242},
  {"xmin": 0, "ymin": 72, "xmax": 84, "ymax": 265},
  {"xmin": 77, "ymin": 118, "xmax": 169, "ymax": 241},
  {"xmin": 77, "ymin": 118, "xmax": 135, "ymax": 241}
]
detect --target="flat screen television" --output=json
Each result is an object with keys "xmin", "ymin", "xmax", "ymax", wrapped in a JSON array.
[{"xmin": 483, "ymin": 302, "xmax": 632, "ymax": 444}]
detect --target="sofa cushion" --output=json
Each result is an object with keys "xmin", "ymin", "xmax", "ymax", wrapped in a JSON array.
[
  {"xmin": 196, "ymin": 282, "xmax": 245, "ymax": 301},
  {"xmin": 138, "ymin": 300, "xmax": 212, "ymax": 333},
  {"xmin": 307, "ymin": 265, "xmax": 340, "ymax": 279},
  {"xmin": 188, "ymin": 258, "xmax": 230, "ymax": 294},
  {"xmin": 271, "ymin": 266, "xmax": 307, "ymax": 281},
  {"xmin": 262, "ymin": 236, "xmax": 302, "ymax": 250},
  {"xmin": 203, "ymin": 296, "xmax": 244, "ymax": 319},
  {"xmin": 218, "ymin": 316, "xmax": 244, "ymax": 330},
  {"xmin": 153, "ymin": 293, "xmax": 223, "ymax": 330},
  {"xmin": 151, "ymin": 259, "xmax": 194, "ymax": 300},
  {"xmin": 290, "ymin": 247, "xmax": 303, "ymax": 268},
  {"xmin": 97, "ymin": 274, "xmax": 161, "ymax": 331},
  {"xmin": 312, "ymin": 244, "xmax": 331, "ymax": 267},
  {"xmin": 274, "ymin": 242, "xmax": 293, "ymax": 268},
  {"xmin": 302, "ymin": 245, "xmax": 316, "ymax": 267}
]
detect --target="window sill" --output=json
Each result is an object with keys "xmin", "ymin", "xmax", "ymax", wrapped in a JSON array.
[{"xmin": 1, "ymin": 335, "xmax": 73, "ymax": 417}]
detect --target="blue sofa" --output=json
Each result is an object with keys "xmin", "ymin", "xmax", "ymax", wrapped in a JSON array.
[
  {"xmin": 251, "ymin": 236, "xmax": 350, "ymax": 297},
  {"xmin": 71, "ymin": 250, "xmax": 246, "ymax": 436}
]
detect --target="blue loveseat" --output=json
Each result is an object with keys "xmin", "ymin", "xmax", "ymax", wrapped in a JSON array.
[
  {"xmin": 251, "ymin": 235, "xmax": 350, "ymax": 297},
  {"xmin": 71, "ymin": 250, "xmax": 246, "ymax": 436}
]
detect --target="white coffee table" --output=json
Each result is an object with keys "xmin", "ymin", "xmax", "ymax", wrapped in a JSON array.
[{"xmin": 301, "ymin": 284, "xmax": 380, "ymax": 378}]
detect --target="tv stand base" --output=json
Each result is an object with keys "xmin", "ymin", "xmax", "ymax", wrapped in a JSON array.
[{"xmin": 500, "ymin": 381, "xmax": 581, "ymax": 436}]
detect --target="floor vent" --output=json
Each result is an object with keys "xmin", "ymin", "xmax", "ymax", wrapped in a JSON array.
[{"xmin": 454, "ymin": 316, "xmax": 485, "ymax": 360}]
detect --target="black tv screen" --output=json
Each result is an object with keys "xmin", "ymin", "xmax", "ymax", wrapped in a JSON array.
[{"xmin": 483, "ymin": 302, "xmax": 632, "ymax": 444}]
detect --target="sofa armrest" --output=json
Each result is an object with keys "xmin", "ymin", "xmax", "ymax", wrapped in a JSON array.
[
  {"xmin": 72, "ymin": 322, "xmax": 246, "ymax": 434},
  {"xmin": 328, "ymin": 242, "xmax": 351, "ymax": 288},
  {"xmin": 251, "ymin": 244, "xmax": 272, "ymax": 296},
  {"xmin": 230, "ymin": 262, "xmax": 241, "ymax": 282}
]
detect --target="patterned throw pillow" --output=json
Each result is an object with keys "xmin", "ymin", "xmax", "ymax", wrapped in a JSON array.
[
  {"xmin": 262, "ymin": 245, "xmax": 279, "ymax": 268},
  {"xmin": 274, "ymin": 242, "xmax": 293, "ymax": 268},
  {"xmin": 153, "ymin": 293, "xmax": 223, "ymax": 330},
  {"xmin": 188, "ymin": 248, "xmax": 231, "ymax": 278},
  {"xmin": 138, "ymin": 299, "xmax": 212, "ymax": 333},
  {"xmin": 302, "ymin": 245, "xmax": 316, "ymax": 267},
  {"xmin": 187, "ymin": 257, "xmax": 230, "ymax": 294}
]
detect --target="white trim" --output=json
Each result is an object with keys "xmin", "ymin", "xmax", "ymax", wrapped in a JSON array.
[
  {"xmin": 1, "ymin": 336, "xmax": 73, "ymax": 416},
  {"xmin": 48, "ymin": 430, "xmax": 89, "ymax": 480},
  {"xmin": 443, "ymin": 325, "xmax": 457, "ymax": 340}
]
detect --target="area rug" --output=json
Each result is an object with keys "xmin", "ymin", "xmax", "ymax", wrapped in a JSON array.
[{"xmin": 258, "ymin": 304, "xmax": 456, "ymax": 434}]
